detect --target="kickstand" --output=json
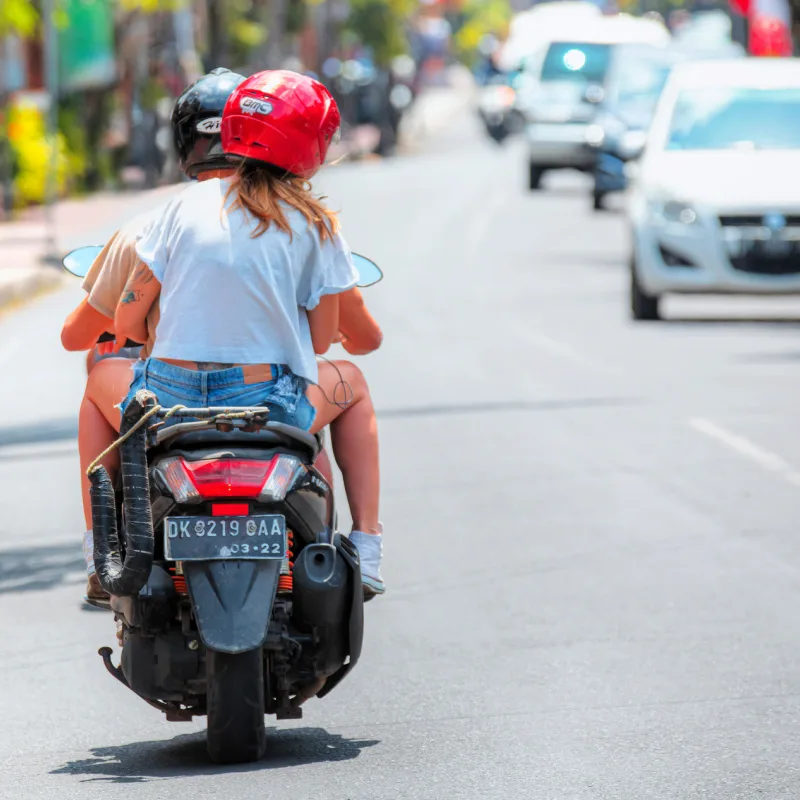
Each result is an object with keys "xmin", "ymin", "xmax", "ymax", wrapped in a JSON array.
[{"xmin": 98, "ymin": 647, "xmax": 130, "ymax": 688}]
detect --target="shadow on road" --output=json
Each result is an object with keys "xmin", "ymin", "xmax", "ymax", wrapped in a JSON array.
[
  {"xmin": 663, "ymin": 317, "xmax": 800, "ymax": 326},
  {"xmin": 0, "ymin": 417, "xmax": 77, "ymax": 448},
  {"xmin": 0, "ymin": 542, "xmax": 84, "ymax": 595},
  {"xmin": 734, "ymin": 349, "xmax": 800, "ymax": 364},
  {"xmin": 51, "ymin": 727, "xmax": 380, "ymax": 783},
  {"xmin": 378, "ymin": 395, "xmax": 638, "ymax": 420}
]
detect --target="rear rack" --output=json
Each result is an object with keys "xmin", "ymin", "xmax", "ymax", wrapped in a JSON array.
[
  {"xmin": 149, "ymin": 407, "xmax": 271, "ymax": 446},
  {"xmin": 146, "ymin": 406, "xmax": 321, "ymax": 460}
]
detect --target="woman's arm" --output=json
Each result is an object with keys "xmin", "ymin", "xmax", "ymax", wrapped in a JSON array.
[
  {"xmin": 338, "ymin": 287, "xmax": 383, "ymax": 355},
  {"xmin": 308, "ymin": 294, "xmax": 340, "ymax": 355},
  {"xmin": 114, "ymin": 262, "xmax": 161, "ymax": 347},
  {"xmin": 61, "ymin": 298, "xmax": 114, "ymax": 351}
]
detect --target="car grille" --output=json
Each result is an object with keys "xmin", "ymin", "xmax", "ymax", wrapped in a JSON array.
[
  {"xmin": 720, "ymin": 213, "xmax": 800, "ymax": 275},
  {"xmin": 720, "ymin": 214, "xmax": 800, "ymax": 227},
  {"xmin": 729, "ymin": 253, "xmax": 800, "ymax": 275}
]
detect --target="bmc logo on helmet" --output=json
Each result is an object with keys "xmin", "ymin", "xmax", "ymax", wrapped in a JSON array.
[
  {"xmin": 196, "ymin": 117, "xmax": 222, "ymax": 134},
  {"xmin": 240, "ymin": 97, "xmax": 274, "ymax": 116}
]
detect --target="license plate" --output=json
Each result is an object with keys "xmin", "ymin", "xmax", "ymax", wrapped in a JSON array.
[{"xmin": 164, "ymin": 515, "xmax": 286, "ymax": 561}]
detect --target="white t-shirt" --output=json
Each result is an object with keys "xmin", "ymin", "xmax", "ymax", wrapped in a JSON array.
[{"xmin": 135, "ymin": 178, "xmax": 358, "ymax": 383}]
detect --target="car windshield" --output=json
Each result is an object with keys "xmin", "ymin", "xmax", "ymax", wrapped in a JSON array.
[
  {"xmin": 541, "ymin": 42, "xmax": 611, "ymax": 83},
  {"xmin": 666, "ymin": 87, "xmax": 800, "ymax": 150}
]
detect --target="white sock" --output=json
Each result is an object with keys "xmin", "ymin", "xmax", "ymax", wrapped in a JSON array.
[
  {"xmin": 83, "ymin": 530, "xmax": 95, "ymax": 576},
  {"xmin": 349, "ymin": 527, "xmax": 383, "ymax": 579}
]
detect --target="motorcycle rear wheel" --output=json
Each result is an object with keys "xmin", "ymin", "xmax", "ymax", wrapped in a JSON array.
[{"xmin": 206, "ymin": 648, "xmax": 266, "ymax": 764}]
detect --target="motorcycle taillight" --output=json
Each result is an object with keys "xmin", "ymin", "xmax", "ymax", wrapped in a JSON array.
[
  {"xmin": 155, "ymin": 455, "xmax": 301, "ymax": 502},
  {"xmin": 156, "ymin": 458, "xmax": 201, "ymax": 504}
]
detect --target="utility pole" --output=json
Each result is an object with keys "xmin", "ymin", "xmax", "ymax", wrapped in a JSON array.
[
  {"xmin": 0, "ymin": 36, "xmax": 12, "ymax": 220},
  {"xmin": 207, "ymin": 0, "xmax": 228, "ymax": 68},
  {"xmin": 42, "ymin": 0, "xmax": 59, "ymax": 265},
  {"xmin": 264, "ymin": 0, "xmax": 289, "ymax": 69}
]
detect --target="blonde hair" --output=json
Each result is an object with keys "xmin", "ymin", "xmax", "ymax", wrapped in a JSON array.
[{"xmin": 224, "ymin": 162, "xmax": 339, "ymax": 241}]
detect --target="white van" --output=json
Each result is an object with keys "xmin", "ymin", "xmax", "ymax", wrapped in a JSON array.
[{"xmin": 516, "ymin": 15, "xmax": 671, "ymax": 189}]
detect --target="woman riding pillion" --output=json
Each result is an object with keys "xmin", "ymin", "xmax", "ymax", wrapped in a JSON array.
[
  {"xmin": 65, "ymin": 68, "xmax": 382, "ymax": 606},
  {"xmin": 100, "ymin": 71, "xmax": 385, "ymax": 595},
  {"xmin": 62, "ymin": 68, "xmax": 246, "ymax": 605}
]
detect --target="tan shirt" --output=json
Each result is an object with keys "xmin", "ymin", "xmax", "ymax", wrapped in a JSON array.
[{"xmin": 81, "ymin": 228, "xmax": 160, "ymax": 358}]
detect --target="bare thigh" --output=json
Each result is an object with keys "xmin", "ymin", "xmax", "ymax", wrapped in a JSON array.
[
  {"xmin": 307, "ymin": 360, "xmax": 369, "ymax": 432},
  {"xmin": 85, "ymin": 357, "xmax": 137, "ymax": 432}
]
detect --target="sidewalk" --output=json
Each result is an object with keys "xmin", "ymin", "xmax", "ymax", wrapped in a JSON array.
[
  {"xmin": 398, "ymin": 64, "xmax": 476, "ymax": 152},
  {"xmin": 0, "ymin": 67, "xmax": 475, "ymax": 314},
  {"xmin": 0, "ymin": 184, "xmax": 183, "ymax": 312}
]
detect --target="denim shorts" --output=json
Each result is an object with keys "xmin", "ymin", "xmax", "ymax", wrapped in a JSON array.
[{"xmin": 121, "ymin": 358, "xmax": 317, "ymax": 431}]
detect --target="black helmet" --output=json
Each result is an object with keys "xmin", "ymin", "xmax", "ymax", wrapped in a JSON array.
[{"xmin": 172, "ymin": 67, "xmax": 246, "ymax": 178}]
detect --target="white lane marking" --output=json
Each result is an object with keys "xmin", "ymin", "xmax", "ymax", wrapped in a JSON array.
[
  {"xmin": 514, "ymin": 324, "xmax": 620, "ymax": 375},
  {"xmin": 689, "ymin": 417, "xmax": 800, "ymax": 488}
]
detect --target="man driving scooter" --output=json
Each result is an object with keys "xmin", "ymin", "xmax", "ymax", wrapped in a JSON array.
[{"xmin": 62, "ymin": 69, "xmax": 384, "ymax": 608}]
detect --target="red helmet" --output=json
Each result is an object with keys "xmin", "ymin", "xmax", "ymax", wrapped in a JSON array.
[{"xmin": 221, "ymin": 70, "xmax": 341, "ymax": 179}]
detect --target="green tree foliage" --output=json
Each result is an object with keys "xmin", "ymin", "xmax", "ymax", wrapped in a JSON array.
[
  {"xmin": 454, "ymin": 0, "xmax": 512, "ymax": 65},
  {"xmin": 346, "ymin": 0, "xmax": 416, "ymax": 65},
  {"xmin": 0, "ymin": 0, "xmax": 39, "ymax": 37},
  {"xmin": 119, "ymin": 0, "xmax": 186, "ymax": 10}
]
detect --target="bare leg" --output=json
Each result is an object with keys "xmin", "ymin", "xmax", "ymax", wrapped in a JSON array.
[
  {"xmin": 79, "ymin": 358, "xmax": 135, "ymax": 529},
  {"xmin": 308, "ymin": 360, "xmax": 379, "ymax": 532},
  {"xmin": 78, "ymin": 397, "xmax": 119, "ymax": 529},
  {"xmin": 314, "ymin": 447, "xmax": 335, "ymax": 488}
]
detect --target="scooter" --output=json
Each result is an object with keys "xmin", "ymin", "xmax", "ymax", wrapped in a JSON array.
[{"xmin": 62, "ymin": 247, "xmax": 383, "ymax": 764}]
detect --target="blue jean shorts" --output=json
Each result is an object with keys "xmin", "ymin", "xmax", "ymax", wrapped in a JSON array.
[{"xmin": 121, "ymin": 358, "xmax": 317, "ymax": 431}]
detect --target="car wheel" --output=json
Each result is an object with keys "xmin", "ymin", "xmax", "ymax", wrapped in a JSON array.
[
  {"xmin": 630, "ymin": 257, "xmax": 660, "ymax": 321},
  {"xmin": 528, "ymin": 163, "xmax": 544, "ymax": 191},
  {"xmin": 593, "ymin": 190, "xmax": 605, "ymax": 211}
]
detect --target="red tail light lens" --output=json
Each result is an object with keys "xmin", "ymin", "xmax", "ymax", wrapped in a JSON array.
[
  {"xmin": 155, "ymin": 456, "xmax": 301, "ymax": 502},
  {"xmin": 183, "ymin": 459, "xmax": 276, "ymax": 498}
]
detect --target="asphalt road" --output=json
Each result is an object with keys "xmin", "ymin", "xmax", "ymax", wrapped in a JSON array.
[{"xmin": 2, "ymin": 110, "xmax": 800, "ymax": 800}]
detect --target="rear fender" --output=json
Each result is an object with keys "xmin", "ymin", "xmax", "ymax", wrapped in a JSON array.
[{"xmin": 183, "ymin": 560, "xmax": 280, "ymax": 654}]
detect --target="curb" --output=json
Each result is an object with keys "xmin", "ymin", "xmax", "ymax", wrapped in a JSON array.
[{"xmin": 0, "ymin": 266, "xmax": 67, "ymax": 316}]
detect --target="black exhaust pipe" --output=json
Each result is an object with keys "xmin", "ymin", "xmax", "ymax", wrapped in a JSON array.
[{"xmin": 90, "ymin": 390, "xmax": 157, "ymax": 596}]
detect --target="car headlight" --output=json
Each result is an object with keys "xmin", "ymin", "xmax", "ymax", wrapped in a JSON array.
[{"xmin": 650, "ymin": 199, "xmax": 699, "ymax": 225}]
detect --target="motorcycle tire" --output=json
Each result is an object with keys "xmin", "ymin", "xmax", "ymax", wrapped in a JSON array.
[{"xmin": 206, "ymin": 648, "xmax": 266, "ymax": 764}]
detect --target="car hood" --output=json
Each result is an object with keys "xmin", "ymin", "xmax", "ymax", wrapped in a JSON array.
[{"xmin": 642, "ymin": 151, "xmax": 800, "ymax": 208}]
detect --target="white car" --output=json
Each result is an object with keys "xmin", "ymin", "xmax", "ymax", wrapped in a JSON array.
[
  {"xmin": 515, "ymin": 15, "xmax": 671, "ymax": 190},
  {"xmin": 629, "ymin": 58, "xmax": 800, "ymax": 320}
]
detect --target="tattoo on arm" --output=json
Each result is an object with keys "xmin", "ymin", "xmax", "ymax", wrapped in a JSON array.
[{"xmin": 121, "ymin": 289, "xmax": 143, "ymax": 305}]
